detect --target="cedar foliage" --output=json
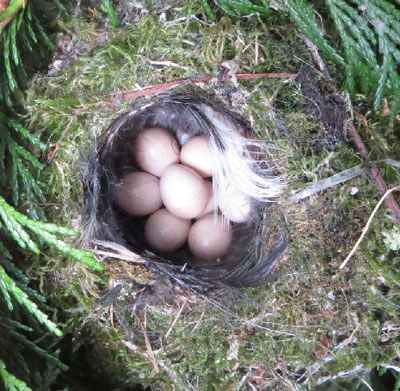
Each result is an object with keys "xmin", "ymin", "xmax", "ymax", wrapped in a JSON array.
[
  {"xmin": 0, "ymin": 360, "xmax": 32, "ymax": 391},
  {"xmin": 212, "ymin": 0, "xmax": 400, "ymax": 114},
  {"xmin": 0, "ymin": 1, "xmax": 63, "ymax": 108},
  {"xmin": 1, "ymin": 0, "xmax": 398, "ymax": 388},
  {"xmin": 0, "ymin": 2, "xmax": 102, "ymax": 389}
]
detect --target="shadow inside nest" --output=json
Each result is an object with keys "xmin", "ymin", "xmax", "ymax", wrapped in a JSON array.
[{"xmin": 81, "ymin": 88, "xmax": 288, "ymax": 293}]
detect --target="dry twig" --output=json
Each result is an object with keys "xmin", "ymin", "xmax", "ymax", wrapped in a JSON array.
[
  {"xmin": 140, "ymin": 310, "xmax": 160, "ymax": 373},
  {"xmin": 122, "ymin": 340, "xmax": 193, "ymax": 390},
  {"xmin": 348, "ymin": 123, "xmax": 400, "ymax": 221},
  {"xmin": 165, "ymin": 298, "xmax": 188, "ymax": 340},
  {"xmin": 340, "ymin": 186, "xmax": 400, "ymax": 269},
  {"xmin": 289, "ymin": 165, "xmax": 364, "ymax": 202},
  {"xmin": 93, "ymin": 240, "xmax": 145, "ymax": 263},
  {"xmin": 299, "ymin": 330, "xmax": 359, "ymax": 384},
  {"xmin": 296, "ymin": 43, "xmax": 400, "ymax": 220},
  {"xmin": 117, "ymin": 72, "xmax": 296, "ymax": 102},
  {"xmin": 303, "ymin": 35, "xmax": 331, "ymax": 79},
  {"xmin": 316, "ymin": 364, "xmax": 368, "ymax": 386},
  {"xmin": 74, "ymin": 71, "xmax": 297, "ymax": 113}
]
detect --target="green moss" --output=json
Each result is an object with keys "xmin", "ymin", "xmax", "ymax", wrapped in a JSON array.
[{"xmin": 24, "ymin": 4, "xmax": 400, "ymax": 389}]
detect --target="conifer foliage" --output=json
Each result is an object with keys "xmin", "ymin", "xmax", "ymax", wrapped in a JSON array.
[
  {"xmin": 0, "ymin": 122, "xmax": 101, "ymax": 387},
  {"xmin": 0, "ymin": 0, "xmax": 57, "ymax": 108},
  {"xmin": 0, "ymin": 359, "xmax": 32, "ymax": 391},
  {"xmin": 287, "ymin": 0, "xmax": 400, "ymax": 112},
  {"xmin": 212, "ymin": 0, "xmax": 400, "ymax": 113},
  {"xmin": 0, "ymin": 2, "xmax": 102, "ymax": 389}
]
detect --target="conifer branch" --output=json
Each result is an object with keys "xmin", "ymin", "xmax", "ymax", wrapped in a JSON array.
[
  {"xmin": 0, "ymin": 0, "xmax": 26, "ymax": 29},
  {"xmin": 0, "ymin": 196, "xmax": 104, "ymax": 271},
  {"xmin": 0, "ymin": 2, "xmax": 88, "ymax": 388},
  {"xmin": 209, "ymin": 0, "xmax": 400, "ymax": 112},
  {"xmin": 0, "ymin": 1, "xmax": 58, "ymax": 106},
  {"xmin": 0, "ymin": 264, "xmax": 62, "ymax": 336},
  {"xmin": 9, "ymin": 328, "xmax": 68, "ymax": 369},
  {"xmin": 0, "ymin": 359, "xmax": 32, "ymax": 391}
]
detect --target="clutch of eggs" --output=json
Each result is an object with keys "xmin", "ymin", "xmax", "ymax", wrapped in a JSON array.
[{"xmin": 114, "ymin": 128, "xmax": 252, "ymax": 262}]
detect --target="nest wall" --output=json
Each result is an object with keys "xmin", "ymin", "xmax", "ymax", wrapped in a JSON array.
[{"xmin": 82, "ymin": 90, "xmax": 287, "ymax": 289}]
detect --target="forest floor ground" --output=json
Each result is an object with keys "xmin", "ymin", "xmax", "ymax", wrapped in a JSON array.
[{"xmin": 25, "ymin": 1, "xmax": 400, "ymax": 390}]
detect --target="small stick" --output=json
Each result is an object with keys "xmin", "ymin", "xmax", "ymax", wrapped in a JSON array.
[
  {"xmin": 192, "ymin": 310, "xmax": 205, "ymax": 333},
  {"xmin": 93, "ymin": 240, "xmax": 145, "ymax": 263},
  {"xmin": 289, "ymin": 165, "xmax": 364, "ymax": 203},
  {"xmin": 109, "ymin": 304, "xmax": 114, "ymax": 328},
  {"xmin": 94, "ymin": 250, "xmax": 145, "ymax": 263},
  {"xmin": 74, "ymin": 71, "xmax": 297, "ymax": 113},
  {"xmin": 118, "ymin": 73, "xmax": 296, "ymax": 102},
  {"xmin": 339, "ymin": 186, "xmax": 400, "ymax": 270},
  {"xmin": 360, "ymin": 379, "xmax": 375, "ymax": 391},
  {"xmin": 140, "ymin": 310, "xmax": 160, "ymax": 373},
  {"xmin": 118, "ymin": 77, "xmax": 208, "ymax": 102},
  {"xmin": 300, "ymin": 40, "xmax": 399, "ymax": 218},
  {"xmin": 303, "ymin": 35, "xmax": 331, "ymax": 79},
  {"xmin": 299, "ymin": 329, "xmax": 358, "ymax": 384},
  {"xmin": 122, "ymin": 340, "xmax": 192, "ymax": 389},
  {"xmin": 316, "ymin": 364, "xmax": 367, "ymax": 386},
  {"xmin": 165, "ymin": 298, "xmax": 188, "ymax": 340},
  {"xmin": 348, "ymin": 123, "xmax": 400, "ymax": 221},
  {"xmin": 236, "ymin": 72, "xmax": 297, "ymax": 80}
]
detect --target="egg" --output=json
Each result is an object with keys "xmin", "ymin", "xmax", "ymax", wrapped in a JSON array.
[
  {"xmin": 134, "ymin": 127, "xmax": 180, "ymax": 177},
  {"xmin": 219, "ymin": 185, "xmax": 252, "ymax": 223},
  {"xmin": 188, "ymin": 214, "xmax": 232, "ymax": 261},
  {"xmin": 180, "ymin": 135, "xmax": 214, "ymax": 177},
  {"xmin": 114, "ymin": 171, "xmax": 162, "ymax": 216},
  {"xmin": 198, "ymin": 181, "xmax": 216, "ymax": 217},
  {"xmin": 160, "ymin": 164, "xmax": 209, "ymax": 219},
  {"xmin": 145, "ymin": 209, "xmax": 191, "ymax": 253}
]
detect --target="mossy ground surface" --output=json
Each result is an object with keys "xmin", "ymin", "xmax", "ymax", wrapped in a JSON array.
[{"xmin": 25, "ymin": 2, "xmax": 400, "ymax": 390}]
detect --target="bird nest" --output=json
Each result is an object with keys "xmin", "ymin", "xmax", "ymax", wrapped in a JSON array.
[{"xmin": 81, "ymin": 88, "xmax": 287, "ymax": 290}]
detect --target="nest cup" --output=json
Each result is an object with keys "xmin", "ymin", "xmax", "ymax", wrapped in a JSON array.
[{"xmin": 82, "ymin": 90, "xmax": 287, "ymax": 288}]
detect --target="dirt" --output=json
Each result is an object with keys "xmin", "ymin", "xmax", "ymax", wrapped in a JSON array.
[{"xmin": 296, "ymin": 65, "xmax": 346, "ymax": 151}]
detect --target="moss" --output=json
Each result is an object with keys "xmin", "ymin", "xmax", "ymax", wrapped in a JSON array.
[{"xmin": 24, "ymin": 2, "xmax": 400, "ymax": 389}]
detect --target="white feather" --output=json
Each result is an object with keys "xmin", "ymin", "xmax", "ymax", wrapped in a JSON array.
[{"xmin": 199, "ymin": 104, "xmax": 284, "ymax": 218}]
